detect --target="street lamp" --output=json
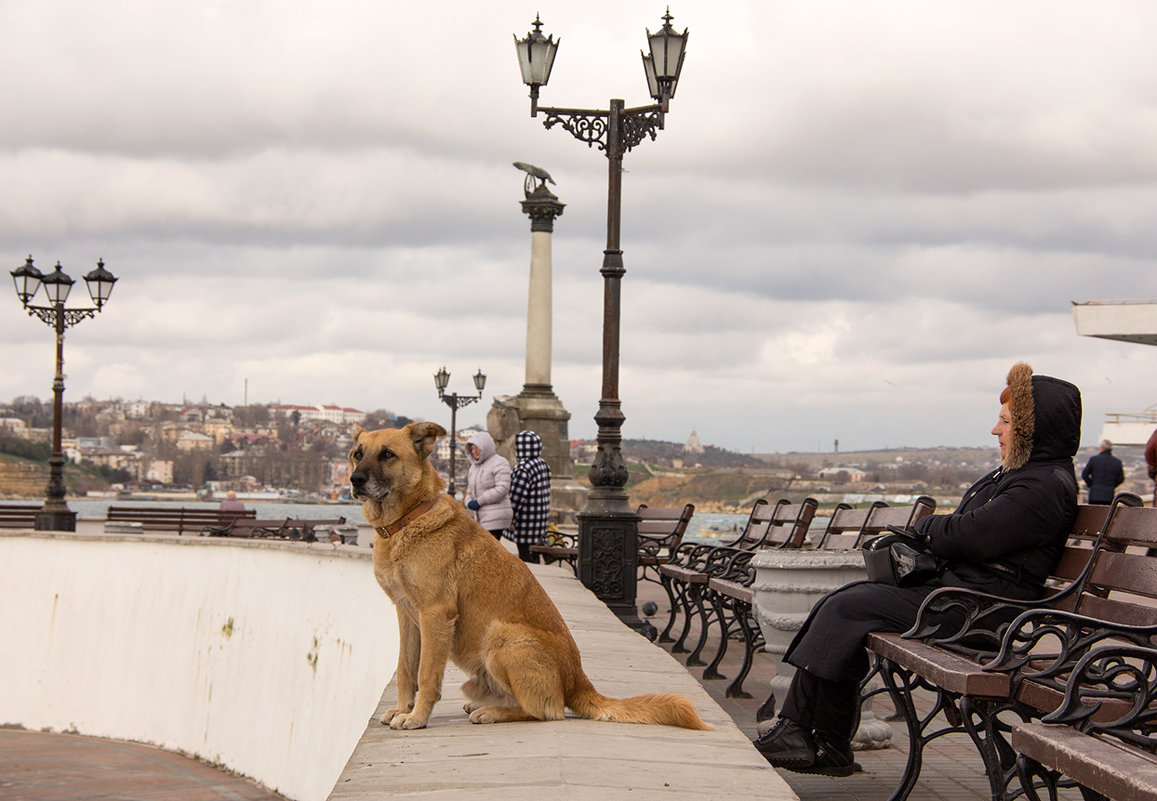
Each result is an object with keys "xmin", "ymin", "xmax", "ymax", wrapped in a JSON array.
[
  {"xmin": 514, "ymin": 10, "xmax": 688, "ymax": 622},
  {"xmin": 10, "ymin": 255, "xmax": 118, "ymax": 531},
  {"xmin": 434, "ymin": 366, "xmax": 487, "ymax": 498}
]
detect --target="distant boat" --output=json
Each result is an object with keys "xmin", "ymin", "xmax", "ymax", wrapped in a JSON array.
[{"xmin": 699, "ymin": 519, "xmax": 739, "ymax": 538}]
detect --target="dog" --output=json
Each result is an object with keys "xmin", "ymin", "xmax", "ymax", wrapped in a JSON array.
[{"xmin": 349, "ymin": 421, "xmax": 711, "ymax": 731}]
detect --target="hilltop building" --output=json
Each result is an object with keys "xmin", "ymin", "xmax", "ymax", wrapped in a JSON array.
[
  {"xmin": 685, "ymin": 429, "xmax": 705, "ymax": 455},
  {"xmin": 271, "ymin": 404, "xmax": 365, "ymax": 425}
]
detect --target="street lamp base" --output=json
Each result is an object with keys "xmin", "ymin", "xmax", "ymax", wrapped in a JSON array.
[
  {"xmin": 35, "ymin": 509, "xmax": 77, "ymax": 532},
  {"xmin": 577, "ymin": 493, "xmax": 641, "ymax": 626}
]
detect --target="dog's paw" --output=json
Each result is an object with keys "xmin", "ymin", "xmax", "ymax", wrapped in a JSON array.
[
  {"xmin": 388, "ymin": 712, "xmax": 429, "ymax": 730},
  {"xmin": 468, "ymin": 707, "xmax": 501, "ymax": 725},
  {"xmin": 463, "ymin": 701, "xmax": 481, "ymax": 714},
  {"xmin": 379, "ymin": 707, "xmax": 411, "ymax": 726}
]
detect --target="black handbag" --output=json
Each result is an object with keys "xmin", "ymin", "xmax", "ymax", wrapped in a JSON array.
[{"xmin": 861, "ymin": 525, "xmax": 940, "ymax": 587}]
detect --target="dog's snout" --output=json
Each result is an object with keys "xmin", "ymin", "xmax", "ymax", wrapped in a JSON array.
[{"xmin": 350, "ymin": 472, "xmax": 367, "ymax": 490}]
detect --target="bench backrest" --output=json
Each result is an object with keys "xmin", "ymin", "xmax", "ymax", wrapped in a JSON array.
[
  {"xmin": 814, "ymin": 502, "xmax": 882, "ymax": 550},
  {"xmin": 816, "ymin": 496, "xmax": 937, "ymax": 550},
  {"xmin": 1045, "ymin": 503, "xmax": 1113, "ymax": 588},
  {"xmin": 747, "ymin": 497, "xmax": 818, "ymax": 550},
  {"xmin": 1072, "ymin": 499, "xmax": 1157, "ymax": 627},
  {"xmin": 107, "ymin": 505, "xmax": 258, "ymax": 521},
  {"xmin": 635, "ymin": 503, "xmax": 694, "ymax": 554}
]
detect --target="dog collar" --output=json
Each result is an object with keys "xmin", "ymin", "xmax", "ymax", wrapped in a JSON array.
[{"xmin": 377, "ymin": 498, "xmax": 437, "ymax": 538}]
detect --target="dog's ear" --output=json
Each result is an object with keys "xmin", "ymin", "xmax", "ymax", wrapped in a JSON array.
[
  {"xmin": 351, "ymin": 424, "xmax": 366, "ymax": 441},
  {"xmin": 406, "ymin": 421, "xmax": 447, "ymax": 459}
]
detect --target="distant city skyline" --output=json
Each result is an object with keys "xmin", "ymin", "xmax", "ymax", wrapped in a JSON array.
[{"xmin": 3, "ymin": 1, "xmax": 1156, "ymax": 453}]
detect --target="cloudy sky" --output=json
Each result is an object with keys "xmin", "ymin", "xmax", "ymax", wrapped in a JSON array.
[{"xmin": 3, "ymin": 1, "xmax": 1156, "ymax": 455}]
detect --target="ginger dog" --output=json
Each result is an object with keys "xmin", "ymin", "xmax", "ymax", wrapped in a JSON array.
[{"xmin": 350, "ymin": 421, "xmax": 710, "ymax": 731}]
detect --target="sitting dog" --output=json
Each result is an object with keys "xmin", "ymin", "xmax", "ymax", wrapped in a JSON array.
[{"xmin": 350, "ymin": 421, "xmax": 710, "ymax": 731}]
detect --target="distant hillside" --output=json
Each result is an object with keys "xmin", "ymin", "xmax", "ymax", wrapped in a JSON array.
[{"xmin": 621, "ymin": 439, "xmax": 762, "ymax": 468}]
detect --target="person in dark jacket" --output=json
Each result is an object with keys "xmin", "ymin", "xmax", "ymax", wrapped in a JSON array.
[
  {"xmin": 1081, "ymin": 439, "xmax": 1124, "ymax": 504},
  {"xmin": 754, "ymin": 362, "xmax": 1081, "ymax": 777},
  {"xmin": 506, "ymin": 430, "xmax": 552, "ymax": 563}
]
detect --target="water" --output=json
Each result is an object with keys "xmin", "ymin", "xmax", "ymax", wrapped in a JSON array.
[
  {"xmin": 683, "ymin": 512, "xmax": 831, "ymax": 544},
  {"xmin": 65, "ymin": 503, "xmax": 828, "ymax": 542}
]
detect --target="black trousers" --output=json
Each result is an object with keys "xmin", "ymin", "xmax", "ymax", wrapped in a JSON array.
[{"xmin": 780, "ymin": 667, "xmax": 861, "ymax": 742}]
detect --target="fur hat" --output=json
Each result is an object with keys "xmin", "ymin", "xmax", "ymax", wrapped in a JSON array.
[{"xmin": 1000, "ymin": 362, "xmax": 1035, "ymax": 470}]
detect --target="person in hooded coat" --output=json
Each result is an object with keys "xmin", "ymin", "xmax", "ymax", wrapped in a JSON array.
[
  {"xmin": 463, "ymin": 431, "xmax": 513, "ymax": 539},
  {"xmin": 506, "ymin": 430, "xmax": 552, "ymax": 563},
  {"xmin": 754, "ymin": 362, "xmax": 1081, "ymax": 777}
]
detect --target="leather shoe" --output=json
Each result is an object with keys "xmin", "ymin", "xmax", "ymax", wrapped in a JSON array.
[
  {"xmin": 795, "ymin": 735, "xmax": 859, "ymax": 777},
  {"xmin": 753, "ymin": 718, "xmax": 815, "ymax": 769}
]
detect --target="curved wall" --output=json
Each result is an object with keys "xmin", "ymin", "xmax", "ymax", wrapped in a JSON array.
[{"xmin": 0, "ymin": 531, "xmax": 397, "ymax": 801}]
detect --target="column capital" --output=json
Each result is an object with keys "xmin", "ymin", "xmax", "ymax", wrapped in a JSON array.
[{"xmin": 521, "ymin": 185, "xmax": 566, "ymax": 232}]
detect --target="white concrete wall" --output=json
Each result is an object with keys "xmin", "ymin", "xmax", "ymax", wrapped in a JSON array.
[{"xmin": 0, "ymin": 532, "xmax": 397, "ymax": 801}]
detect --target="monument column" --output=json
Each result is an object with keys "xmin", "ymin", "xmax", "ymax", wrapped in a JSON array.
[
  {"xmin": 487, "ymin": 165, "xmax": 587, "ymax": 521},
  {"xmin": 521, "ymin": 184, "xmax": 564, "ymax": 391}
]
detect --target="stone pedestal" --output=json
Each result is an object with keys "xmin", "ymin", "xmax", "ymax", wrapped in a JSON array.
[
  {"xmin": 488, "ymin": 393, "xmax": 587, "ymax": 523},
  {"xmin": 751, "ymin": 549, "xmax": 893, "ymax": 750}
]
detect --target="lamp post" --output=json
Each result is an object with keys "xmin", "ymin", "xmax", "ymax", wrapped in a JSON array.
[
  {"xmin": 433, "ymin": 366, "xmax": 487, "ymax": 498},
  {"xmin": 10, "ymin": 256, "xmax": 118, "ymax": 531},
  {"xmin": 514, "ymin": 10, "xmax": 688, "ymax": 622}
]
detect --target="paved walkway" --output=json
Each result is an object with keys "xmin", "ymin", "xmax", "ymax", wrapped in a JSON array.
[{"xmin": 0, "ymin": 728, "xmax": 284, "ymax": 801}]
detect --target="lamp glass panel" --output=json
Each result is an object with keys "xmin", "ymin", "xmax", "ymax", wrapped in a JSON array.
[
  {"xmin": 642, "ymin": 52, "xmax": 659, "ymax": 99},
  {"xmin": 516, "ymin": 37, "xmax": 535, "ymax": 84},
  {"xmin": 528, "ymin": 38, "xmax": 557, "ymax": 85}
]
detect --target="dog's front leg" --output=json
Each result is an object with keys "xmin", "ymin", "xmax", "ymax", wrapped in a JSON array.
[
  {"xmin": 380, "ymin": 608, "xmax": 420, "ymax": 726},
  {"xmin": 387, "ymin": 604, "xmax": 456, "ymax": 730}
]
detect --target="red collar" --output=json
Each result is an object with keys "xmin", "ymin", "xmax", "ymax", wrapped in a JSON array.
[{"xmin": 376, "ymin": 498, "xmax": 437, "ymax": 538}]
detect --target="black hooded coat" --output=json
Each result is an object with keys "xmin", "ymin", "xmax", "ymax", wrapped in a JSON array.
[{"xmin": 784, "ymin": 366, "xmax": 1081, "ymax": 685}]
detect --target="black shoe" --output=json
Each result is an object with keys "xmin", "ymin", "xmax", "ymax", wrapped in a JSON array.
[
  {"xmin": 753, "ymin": 719, "xmax": 816, "ymax": 769},
  {"xmin": 794, "ymin": 735, "xmax": 859, "ymax": 777}
]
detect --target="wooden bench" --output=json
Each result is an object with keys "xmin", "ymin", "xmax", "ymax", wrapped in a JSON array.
[
  {"xmin": 657, "ymin": 498, "xmax": 818, "ymax": 670},
  {"xmin": 202, "ymin": 516, "xmax": 348, "ymax": 540},
  {"xmin": 636, "ymin": 503, "xmax": 695, "ymax": 585},
  {"xmin": 1012, "ymin": 643, "xmax": 1157, "ymax": 801},
  {"xmin": 106, "ymin": 505, "xmax": 257, "ymax": 536},
  {"xmin": 862, "ymin": 494, "xmax": 1157, "ymax": 801},
  {"xmin": 529, "ymin": 504, "xmax": 693, "ymax": 578},
  {"xmin": 0, "ymin": 503, "xmax": 41, "ymax": 529}
]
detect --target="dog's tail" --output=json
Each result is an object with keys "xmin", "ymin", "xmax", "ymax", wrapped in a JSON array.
[{"xmin": 570, "ymin": 685, "xmax": 713, "ymax": 730}]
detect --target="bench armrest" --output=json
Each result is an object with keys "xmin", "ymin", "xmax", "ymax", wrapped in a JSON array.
[
  {"xmin": 981, "ymin": 608, "xmax": 1157, "ymax": 687},
  {"xmin": 902, "ymin": 578, "xmax": 1086, "ymax": 658},
  {"xmin": 542, "ymin": 528, "xmax": 577, "ymax": 550},
  {"xmin": 1040, "ymin": 643, "xmax": 1157, "ymax": 746}
]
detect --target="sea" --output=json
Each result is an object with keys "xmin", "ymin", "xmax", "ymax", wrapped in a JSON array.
[{"xmin": 63, "ymin": 500, "xmax": 826, "ymax": 545}]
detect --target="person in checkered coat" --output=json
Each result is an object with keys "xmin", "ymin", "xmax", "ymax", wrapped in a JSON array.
[{"xmin": 506, "ymin": 430, "xmax": 552, "ymax": 563}]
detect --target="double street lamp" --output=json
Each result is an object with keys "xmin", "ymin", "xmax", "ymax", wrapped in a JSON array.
[
  {"xmin": 433, "ymin": 366, "xmax": 487, "ymax": 498},
  {"xmin": 10, "ymin": 256, "xmax": 118, "ymax": 531},
  {"xmin": 514, "ymin": 10, "xmax": 688, "ymax": 621}
]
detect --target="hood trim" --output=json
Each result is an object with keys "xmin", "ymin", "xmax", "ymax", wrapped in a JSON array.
[{"xmin": 1004, "ymin": 362, "xmax": 1035, "ymax": 470}]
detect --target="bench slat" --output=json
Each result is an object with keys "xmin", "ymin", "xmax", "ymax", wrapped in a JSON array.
[{"xmin": 1013, "ymin": 723, "xmax": 1157, "ymax": 801}]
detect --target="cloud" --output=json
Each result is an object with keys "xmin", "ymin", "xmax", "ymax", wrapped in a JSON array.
[{"xmin": 2, "ymin": 0, "xmax": 1156, "ymax": 456}]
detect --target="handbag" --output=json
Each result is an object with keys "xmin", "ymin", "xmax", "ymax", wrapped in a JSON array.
[{"xmin": 861, "ymin": 525, "xmax": 940, "ymax": 587}]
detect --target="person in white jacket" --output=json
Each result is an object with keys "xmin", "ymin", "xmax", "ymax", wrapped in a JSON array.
[{"xmin": 463, "ymin": 431, "xmax": 513, "ymax": 539}]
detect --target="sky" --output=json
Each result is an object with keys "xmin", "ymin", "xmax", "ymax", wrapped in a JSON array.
[{"xmin": 2, "ymin": 1, "xmax": 1156, "ymax": 455}]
